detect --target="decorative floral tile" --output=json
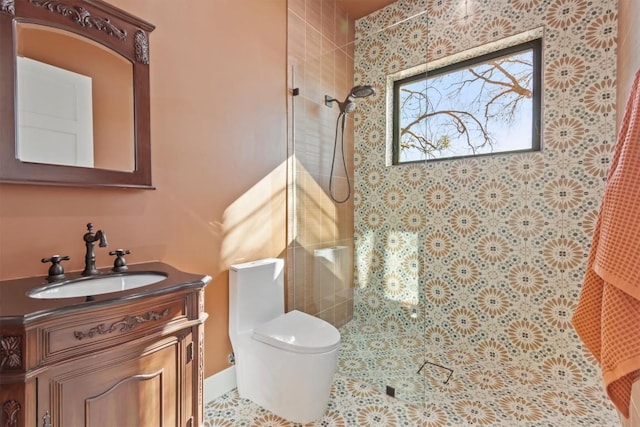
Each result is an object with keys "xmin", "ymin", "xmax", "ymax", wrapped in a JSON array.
[
  {"xmin": 205, "ymin": 322, "xmax": 618, "ymax": 426},
  {"xmin": 350, "ymin": 0, "xmax": 618, "ymax": 405}
]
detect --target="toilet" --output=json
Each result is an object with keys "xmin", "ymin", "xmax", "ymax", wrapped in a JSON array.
[{"xmin": 228, "ymin": 258, "xmax": 341, "ymax": 423}]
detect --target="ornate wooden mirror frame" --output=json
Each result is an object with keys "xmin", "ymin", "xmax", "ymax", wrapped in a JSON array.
[{"xmin": 0, "ymin": 0, "xmax": 155, "ymax": 188}]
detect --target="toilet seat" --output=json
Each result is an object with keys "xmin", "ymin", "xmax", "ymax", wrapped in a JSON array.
[{"xmin": 253, "ymin": 310, "xmax": 340, "ymax": 354}]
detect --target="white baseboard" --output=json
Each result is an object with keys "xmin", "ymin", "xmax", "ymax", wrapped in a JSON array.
[{"xmin": 204, "ymin": 366, "xmax": 237, "ymax": 404}]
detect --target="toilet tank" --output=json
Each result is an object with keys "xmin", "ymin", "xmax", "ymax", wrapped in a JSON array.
[{"xmin": 229, "ymin": 258, "xmax": 285, "ymax": 335}]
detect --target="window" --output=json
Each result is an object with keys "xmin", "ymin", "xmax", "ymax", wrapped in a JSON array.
[{"xmin": 392, "ymin": 39, "xmax": 541, "ymax": 164}]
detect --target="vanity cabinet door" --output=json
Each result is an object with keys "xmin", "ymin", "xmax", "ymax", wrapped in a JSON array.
[{"xmin": 37, "ymin": 334, "xmax": 190, "ymax": 426}]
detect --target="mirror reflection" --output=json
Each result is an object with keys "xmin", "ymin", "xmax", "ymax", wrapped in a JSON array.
[{"xmin": 15, "ymin": 23, "xmax": 134, "ymax": 172}]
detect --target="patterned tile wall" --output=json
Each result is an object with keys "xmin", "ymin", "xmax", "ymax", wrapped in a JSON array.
[
  {"xmin": 287, "ymin": 0, "xmax": 357, "ymax": 328},
  {"xmin": 353, "ymin": 0, "xmax": 618, "ymax": 372}
]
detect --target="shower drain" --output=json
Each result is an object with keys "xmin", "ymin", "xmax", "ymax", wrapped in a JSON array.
[
  {"xmin": 385, "ymin": 386, "xmax": 395, "ymax": 397},
  {"xmin": 417, "ymin": 360, "xmax": 454, "ymax": 384}
]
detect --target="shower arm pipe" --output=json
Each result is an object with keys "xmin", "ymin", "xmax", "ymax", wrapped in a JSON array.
[
  {"xmin": 325, "ymin": 95, "xmax": 355, "ymax": 114},
  {"xmin": 324, "ymin": 85, "xmax": 376, "ymax": 114}
]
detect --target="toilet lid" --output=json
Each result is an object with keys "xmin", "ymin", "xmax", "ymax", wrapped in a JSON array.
[{"xmin": 253, "ymin": 310, "xmax": 341, "ymax": 354}]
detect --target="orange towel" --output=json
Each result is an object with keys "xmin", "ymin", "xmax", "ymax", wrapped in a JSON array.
[{"xmin": 572, "ymin": 69, "xmax": 640, "ymax": 419}]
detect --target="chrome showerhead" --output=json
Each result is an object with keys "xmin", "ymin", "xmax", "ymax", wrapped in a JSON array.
[
  {"xmin": 348, "ymin": 85, "xmax": 376, "ymax": 99},
  {"xmin": 342, "ymin": 101, "xmax": 356, "ymax": 114},
  {"xmin": 325, "ymin": 84, "xmax": 376, "ymax": 114}
]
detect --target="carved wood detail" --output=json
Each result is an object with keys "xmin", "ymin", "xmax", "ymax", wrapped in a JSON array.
[
  {"xmin": 2, "ymin": 400, "xmax": 20, "ymax": 427},
  {"xmin": 198, "ymin": 329, "xmax": 204, "ymax": 414},
  {"xmin": 198, "ymin": 289, "xmax": 205, "ymax": 314},
  {"xmin": 73, "ymin": 308, "xmax": 170, "ymax": 340},
  {"xmin": 29, "ymin": 0, "xmax": 127, "ymax": 40},
  {"xmin": 0, "ymin": 0, "xmax": 14, "ymax": 15},
  {"xmin": 134, "ymin": 29, "xmax": 149, "ymax": 64},
  {"xmin": 0, "ymin": 336, "xmax": 22, "ymax": 370},
  {"xmin": 87, "ymin": 370, "xmax": 162, "ymax": 402}
]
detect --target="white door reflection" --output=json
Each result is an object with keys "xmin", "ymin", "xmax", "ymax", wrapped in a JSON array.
[{"xmin": 16, "ymin": 56, "xmax": 94, "ymax": 167}]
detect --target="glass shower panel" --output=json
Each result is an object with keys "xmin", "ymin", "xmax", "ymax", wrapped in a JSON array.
[
  {"xmin": 287, "ymin": 0, "xmax": 428, "ymax": 406},
  {"xmin": 288, "ymin": 44, "xmax": 356, "ymax": 329},
  {"xmin": 349, "ymin": 10, "xmax": 429, "ymax": 405}
]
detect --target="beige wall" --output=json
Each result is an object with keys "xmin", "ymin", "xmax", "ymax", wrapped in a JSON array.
[
  {"xmin": 617, "ymin": 1, "xmax": 640, "ymax": 423},
  {"xmin": 0, "ymin": 0, "xmax": 287, "ymax": 377}
]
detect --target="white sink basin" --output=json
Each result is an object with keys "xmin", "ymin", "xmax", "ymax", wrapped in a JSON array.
[{"xmin": 28, "ymin": 272, "xmax": 167, "ymax": 299}]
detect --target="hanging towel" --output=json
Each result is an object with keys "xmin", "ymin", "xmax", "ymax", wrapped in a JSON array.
[{"xmin": 572, "ymin": 69, "xmax": 640, "ymax": 419}]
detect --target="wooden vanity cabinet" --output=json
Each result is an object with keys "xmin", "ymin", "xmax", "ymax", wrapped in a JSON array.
[
  {"xmin": 37, "ymin": 332, "xmax": 189, "ymax": 426},
  {"xmin": 0, "ymin": 263, "xmax": 209, "ymax": 427}
]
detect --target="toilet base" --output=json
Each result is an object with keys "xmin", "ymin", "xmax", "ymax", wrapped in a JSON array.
[{"xmin": 232, "ymin": 335, "xmax": 339, "ymax": 423}]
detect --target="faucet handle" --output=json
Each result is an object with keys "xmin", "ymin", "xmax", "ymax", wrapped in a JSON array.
[
  {"xmin": 41, "ymin": 255, "xmax": 70, "ymax": 282},
  {"xmin": 109, "ymin": 249, "xmax": 131, "ymax": 272}
]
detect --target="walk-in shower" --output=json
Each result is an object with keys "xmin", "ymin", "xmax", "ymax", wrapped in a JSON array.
[
  {"xmin": 324, "ymin": 85, "xmax": 376, "ymax": 203},
  {"xmin": 288, "ymin": 0, "xmax": 620, "ymax": 423}
]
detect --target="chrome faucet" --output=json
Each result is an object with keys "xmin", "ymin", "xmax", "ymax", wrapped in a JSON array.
[{"xmin": 82, "ymin": 223, "xmax": 108, "ymax": 276}]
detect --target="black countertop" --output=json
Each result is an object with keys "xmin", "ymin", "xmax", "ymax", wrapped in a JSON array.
[{"xmin": 0, "ymin": 262, "xmax": 211, "ymax": 324}]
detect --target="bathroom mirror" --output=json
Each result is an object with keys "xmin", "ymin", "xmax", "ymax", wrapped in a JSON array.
[{"xmin": 0, "ymin": 0, "xmax": 155, "ymax": 188}]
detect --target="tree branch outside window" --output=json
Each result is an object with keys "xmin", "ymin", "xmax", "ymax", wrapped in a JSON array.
[{"xmin": 393, "ymin": 39, "xmax": 541, "ymax": 164}]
